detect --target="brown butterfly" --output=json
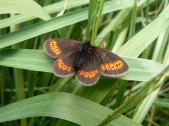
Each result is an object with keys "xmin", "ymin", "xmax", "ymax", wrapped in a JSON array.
[{"xmin": 44, "ymin": 39, "xmax": 128, "ymax": 86}]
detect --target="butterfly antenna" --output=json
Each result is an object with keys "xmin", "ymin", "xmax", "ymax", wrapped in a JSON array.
[
  {"xmin": 95, "ymin": 36, "xmax": 109, "ymax": 40},
  {"xmin": 80, "ymin": 26, "xmax": 85, "ymax": 31},
  {"xmin": 80, "ymin": 26, "xmax": 88, "ymax": 42}
]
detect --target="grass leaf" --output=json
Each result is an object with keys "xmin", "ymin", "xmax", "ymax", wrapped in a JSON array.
[
  {"xmin": 0, "ymin": 0, "xmax": 134, "ymax": 48},
  {"xmin": 0, "ymin": 0, "xmax": 51, "ymax": 20},
  {"xmin": 117, "ymin": 5, "xmax": 169, "ymax": 57},
  {"xmin": 0, "ymin": 49, "xmax": 165, "ymax": 81},
  {"xmin": 0, "ymin": 92, "xmax": 142, "ymax": 126}
]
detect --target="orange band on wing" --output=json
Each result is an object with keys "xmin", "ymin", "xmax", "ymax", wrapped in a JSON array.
[
  {"xmin": 49, "ymin": 40, "xmax": 62, "ymax": 55},
  {"xmin": 101, "ymin": 60, "xmax": 124, "ymax": 71},
  {"xmin": 79, "ymin": 69, "xmax": 98, "ymax": 78},
  {"xmin": 57, "ymin": 58, "xmax": 73, "ymax": 72}
]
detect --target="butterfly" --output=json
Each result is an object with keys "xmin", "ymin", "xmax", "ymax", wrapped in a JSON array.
[{"xmin": 44, "ymin": 39, "xmax": 128, "ymax": 86}]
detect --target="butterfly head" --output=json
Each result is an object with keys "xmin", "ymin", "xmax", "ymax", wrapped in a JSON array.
[{"xmin": 82, "ymin": 42, "xmax": 92, "ymax": 53}]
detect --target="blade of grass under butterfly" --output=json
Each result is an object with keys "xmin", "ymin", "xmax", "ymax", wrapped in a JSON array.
[
  {"xmin": 0, "ymin": 49, "xmax": 165, "ymax": 82},
  {"xmin": 0, "ymin": 92, "xmax": 142, "ymax": 126}
]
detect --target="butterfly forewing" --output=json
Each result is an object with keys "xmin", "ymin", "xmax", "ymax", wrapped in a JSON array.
[
  {"xmin": 93, "ymin": 46, "xmax": 128, "ymax": 77},
  {"xmin": 76, "ymin": 54, "xmax": 100, "ymax": 86},
  {"xmin": 44, "ymin": 38, "xmax": 81, "ymax": 58}
]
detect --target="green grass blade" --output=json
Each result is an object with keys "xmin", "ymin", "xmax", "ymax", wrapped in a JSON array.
[
  {"xmin": 152, "ymin": 29, "xmax": 169, "ymax": 62},
  {"xmin": 96, "ymin": 9, "xmax": 131, "ymax": 46},
  {"xmin": 163, "ymin": 42, "xmax": 169, "ymax": 64},
  {"xmin": 117, "ymin": 5, "xmax": 169, "ymax": 57},
  {"xmin": 0, "ymin": 0, "xmax": 89, "ymax": 29},
  {"xmin": 0, "ymin": 92, "xmax": 142, "ymax": 126},
  {"xmin": 0, "ymin": 0, "xmax": 134, "ymax": 49},
  {"xmin": 90, "ymin": 0, "xmax": 105, "ymax": 45},
  {"xmin": 113, "ymin": 81, "xmax": 126, "ymax": 108},
  {"xmin": 86, "ymin": 0, "xmax": 97, "ymax": 41},
  {"xmin": 0, "ymin": 70, "xmax": 4, "ymax": 105},
  {"xmin": 0, "ymin": 0, "xmax": 51, "ymax": 20},
  {"xmin": 98, "ymin": 65, "xmax": 169, "ymax": 126},
  {"xmin": 128, "ymin": 0, "xmax": 137, "ymax": 39},
  {"xmin": 154, "ymin": 99, "xmax": 169, "ymax": 108},
  {"xmin": 132, "ymin": 88, "xmax": 161, "ymax": 123},
  {"xmin": 79, "ymin": 79, "xmax": 118, "ymax": 103}
]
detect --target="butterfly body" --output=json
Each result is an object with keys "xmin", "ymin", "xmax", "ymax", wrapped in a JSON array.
[
  {"xmin": 81, "ymin": 42, "xmax": 92, "ymax": 52},
  {"xmin": 74, "ymin": 42, "xmax": 93, "ymax": 71},
  {"xmin": 44, "ymin": 39, "xmax": 128, "ymax": 86}
]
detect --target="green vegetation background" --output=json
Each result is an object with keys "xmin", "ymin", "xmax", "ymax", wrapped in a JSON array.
[{"xmin": 0, "ymin": 0, "xmax": 169, "ymax": 126}]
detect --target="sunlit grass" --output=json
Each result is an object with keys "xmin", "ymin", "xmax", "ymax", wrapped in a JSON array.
[{"xmin": 0, "ymin": 0, "xmax": 169, "ymax": 126}]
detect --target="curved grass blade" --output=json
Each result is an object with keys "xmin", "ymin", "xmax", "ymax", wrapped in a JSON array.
[
  {"xmin": 117, "ymin": 5, "xmax": 169, "ymax": 57},
  {"xmin": 0, "ymin": 0, "xmax": 51, "ymax": 20},
  {"xmin": 0, "ymin": 0, "xmax": 134, "ymax": 49},
  {"xmin": 0, "ymin": 92, "xmax": 142, "ymax": 126},
  {"xmin": 0, "ymin": 0, "xmax": 89, "ymax": 29}
]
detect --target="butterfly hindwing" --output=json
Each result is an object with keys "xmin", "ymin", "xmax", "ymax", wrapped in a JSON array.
[
  {"xmin": 53, "ymin": 50, "xmax": 81, "ymax": 77},
  {"xmin": 76, "ymin": 54, "xmax": 100, "ymax": 86},
  {"xmin": 93, "ymin": 46, "xmax": 128, "ymax": 77},
  {"xmin": 44, "ymin": 38, "xmax": 82, "ymax": 58}
]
